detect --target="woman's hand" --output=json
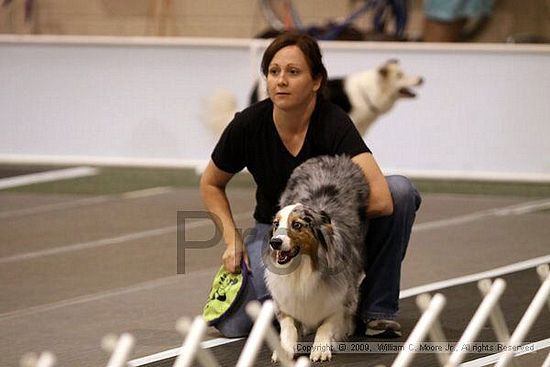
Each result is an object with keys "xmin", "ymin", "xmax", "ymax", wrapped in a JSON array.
[{"xmin": 222, "ymin": 239, "xmax": 251, "ymax": 274}]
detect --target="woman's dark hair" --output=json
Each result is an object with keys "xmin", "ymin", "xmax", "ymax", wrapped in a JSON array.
[{"xmin": 261, "ymin": 32, "xmax": 328, "ymax": 92}]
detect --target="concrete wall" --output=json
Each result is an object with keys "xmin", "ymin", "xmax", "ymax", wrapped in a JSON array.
[{"xmin": 1, "ymin": 36, "xmax": 549, "ymax": 181}]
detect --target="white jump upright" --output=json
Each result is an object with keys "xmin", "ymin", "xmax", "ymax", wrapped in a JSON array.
[
  {"xmin": 391, "ymin": 293, "xmax": 447, "ymax": 367},
  {"xmin": 416, "ymin": 293, "xmax": 450, "ymax": 366},
  {"xmin": 538, "ymin": 264, "xmax": 550, "ymax": 367},
  {"xmin": 537, "ymin": 264, "xmax": 550, "ymax": 311},
  {"xmin": 477, "ymin": 278, "xmax": 513, "ymax": 344},
  {"xmin": 20, "ymin": 351, "xmax": 56, "ymax": 367},
  {"xmin": 542, "ymin": 350, "xmax": 550, "ymax": 367},
  {"xmin": 173, "ymin": 316, "xmax": 210, "ymax": 367},
  {"xmin": 102, "ymin": 333, "xmax": 136, "ymax": 367},
  {"xmin": 175, "ymin": 317, "xmax": 221, "ymax": 367},
  {"xmin": 235, "ymin": 300, "xmax": 310, "ymax": 367},
  {"xmin": 444, "ymin": 278, "xmax": 507, "ymax": 367},
  {"xmin": 495, "ymin": 270, "xmax": 550, "ymax": 367}
]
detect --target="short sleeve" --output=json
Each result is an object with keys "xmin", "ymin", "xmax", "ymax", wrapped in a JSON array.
[
  {"xmin": 314, "ymin": 99, "xmax": 371, "ymax": 157},
  {"xmin": 211, "ymin": 114, "xmax": 247, "ymax": 174},
  {"xmin": 335, "ymin": 120, "xmax": 371, "ymax": 157}
]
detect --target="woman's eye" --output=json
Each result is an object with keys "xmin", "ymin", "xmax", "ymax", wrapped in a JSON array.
[
  {"xmin": 290, "ymin": 68, "xmax": 300, "ymax": 75},
  {"xmin": 269, "ymin": 68, "xmax": 279, "ymax": 76},
  {"xmin": 291, "ymin": 221, "xmax": 302, "ymax": 230}
]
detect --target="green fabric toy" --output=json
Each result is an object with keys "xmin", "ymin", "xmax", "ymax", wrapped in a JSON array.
[{"xmin": 203, "ymin": 264, "xmax": 245, "ymax": 324}]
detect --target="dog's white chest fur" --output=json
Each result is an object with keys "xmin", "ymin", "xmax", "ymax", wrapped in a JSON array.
[{"xmin": 265, "ymin": 256, "xmax": 346, "ymax": 329}]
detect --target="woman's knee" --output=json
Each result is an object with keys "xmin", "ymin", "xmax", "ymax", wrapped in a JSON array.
[{"xmin": 386, "ymin": 175, "xmax": 422, "ymax": 212}]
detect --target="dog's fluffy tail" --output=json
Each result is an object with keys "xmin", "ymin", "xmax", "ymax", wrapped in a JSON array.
[{"xmin": 202, "ymin": 88, "xmax": 238, "ymax": 137}]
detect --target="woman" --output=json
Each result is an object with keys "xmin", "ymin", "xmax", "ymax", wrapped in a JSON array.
[{"xmin": 200, "ymin": 32, "xmax": 421, "ymax": 338}]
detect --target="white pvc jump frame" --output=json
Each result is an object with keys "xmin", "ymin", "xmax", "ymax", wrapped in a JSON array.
[
  {"xmin": 392, "ymin": 264, "xmax": 550, "ymax": 367},
  {"xmin": 21, "ymin": 265, "xmax": 549, "ymax": 367}
]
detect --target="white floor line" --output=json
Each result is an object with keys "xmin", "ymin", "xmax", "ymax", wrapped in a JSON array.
[
  {"xmin": 0, "ymin": 196, "xmax": 112, "ymax": 220},
  {"xmin": 399, "ymin": 254, "xmax": 550, "ymax": 299},
  {"xmin": 0, "ymin": 211, "xmax": 255, "ymax": 264},
  {"xmin": 128, "ymin": 337, "xmax": 240, "ymax": 367},
  {"xmin": 0, "ymin": 186, "xmax": 175, "ymax": 220},
  {"xmin": 0, "ymin": 275, "xmax": 182, "ymax": 321},
  {"xmin": 0, "ymin": 166, "xmax": 98, "ymax": 190},
  {"xmin": 0, "ymin": 225, "xmax": 177, "ymax": 264},
  {"xmin": 493, "ymin": 198, "xmax": 550, "ymax": 216},
  {"xmin": 460, "ymin": 338, "xmax": 550, "ymax": 367},
  {"xmin": 412, "ymin": 197, "xmax": 550, "ymax": 233},
  {"xmin": 120, "ymin": 186, "xmax": 174, "ymax": 199}
]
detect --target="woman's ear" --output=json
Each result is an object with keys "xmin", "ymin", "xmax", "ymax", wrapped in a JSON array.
[{"xmin": 312, "ymin": 77, "xmax": 322, "ymax": 93}]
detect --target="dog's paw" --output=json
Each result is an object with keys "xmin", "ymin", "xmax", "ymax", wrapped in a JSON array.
[
  {"xmin": 271, "ymin": 351, "xmax": 279, "ymax": 363},
  {"xmin": 271, "ymin": 346, "xmax": 294, "ymax": 363},
  {"xmin": 309, "ymin": 342, "xmax": 332, "ymax": 362}
]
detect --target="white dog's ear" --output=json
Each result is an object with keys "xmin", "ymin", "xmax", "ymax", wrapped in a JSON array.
[
  {"xmin": 378, "ymin": 66, "xmax": 389, "ymax": 78},
  {"xmin": 379, "ymin": 59, "xmax": 399, "ymax": 78}
]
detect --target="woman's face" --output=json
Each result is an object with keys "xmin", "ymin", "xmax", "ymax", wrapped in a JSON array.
[{"xmin": 267, "ymin": 45, "xmax": 321, "ymax": 111}]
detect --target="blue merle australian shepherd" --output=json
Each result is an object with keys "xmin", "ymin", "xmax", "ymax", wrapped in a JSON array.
[{"xmin": 263, "ymin": 155, "xmax": 369, "ymax": 362}]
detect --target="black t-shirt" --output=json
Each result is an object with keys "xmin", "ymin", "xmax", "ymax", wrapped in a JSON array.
[{"xmin": 211, "ymin": 97, "xmax": 370, "ymax": 224}]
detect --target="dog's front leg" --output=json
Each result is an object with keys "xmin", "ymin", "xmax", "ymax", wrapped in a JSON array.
[
  {"xmin": 272, "ymin": 314, "xmax": 298, "ymax": 363},
  {"xmin": 310, "ymin": 310, "xmax": 349, "ymax": 362}
]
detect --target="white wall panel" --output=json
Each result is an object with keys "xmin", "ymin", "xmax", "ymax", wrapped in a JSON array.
[{"xmin": 1, "ymin": 36, "xmax": 549, "ymax": 181}]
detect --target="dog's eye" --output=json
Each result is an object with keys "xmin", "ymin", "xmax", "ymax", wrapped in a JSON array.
[
  {"xmin": 291, "ymin": 221, "xmax": 302, "ymax": 230},
  {"xmin": 273, "ymin": 220, "xmax": 279, "ymax": 228}
]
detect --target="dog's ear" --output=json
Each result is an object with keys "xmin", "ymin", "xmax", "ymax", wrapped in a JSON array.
[
  {"xmin": 378, "ymin": 66, "xmax": 389, "ymax": 78},
  {"xmin": 308, "ymin": 207, "xmax": 332, "ymax": 246},
  {"xmin": 312, "ymin": 213, "xmax": 341, "ymax": 275},
  {"xmin": 319, "ymin": 210, "xmax": 331, "ymax": 224}
]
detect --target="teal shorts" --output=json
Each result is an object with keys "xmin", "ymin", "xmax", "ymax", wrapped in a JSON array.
[{"xmin": 424, "ymin": 0, "xmax": 494, "ymax": 22}]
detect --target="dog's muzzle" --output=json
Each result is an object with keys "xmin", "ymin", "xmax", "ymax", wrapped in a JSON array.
[{"xmin": 270, "ymin": 228, "xmax": 300, "ymax": 265}]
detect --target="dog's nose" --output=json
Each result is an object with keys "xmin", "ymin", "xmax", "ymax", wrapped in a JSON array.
[{"xmin": 270, "ymin": 237, "xmax": 283, "ymax": 250}]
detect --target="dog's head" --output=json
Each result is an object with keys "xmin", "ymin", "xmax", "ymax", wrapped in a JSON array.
[
  {"xmin": 378, "ymin": 59, "xmax": 423, "ymax": 98},
  {"xmin": 268, "ymin": 203, "xmax": 335, "ymax": 270}
]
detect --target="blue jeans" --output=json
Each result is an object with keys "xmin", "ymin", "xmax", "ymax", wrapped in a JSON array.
[
  {"xmin": 216, "ymin": 175, "xmax": 421, "ymax": 337},
  {"xmin": 358, "ymin": 175, "xmax": 421, "ymax": 321}
]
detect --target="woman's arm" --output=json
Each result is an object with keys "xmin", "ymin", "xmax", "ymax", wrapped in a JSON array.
[
  {"xmin": 199, "ymin": 160, "xmax": 249, "ymax": 273},
  {"xmin": 352, "ymin": 152, "xmax": 393, "ymax": 218}
]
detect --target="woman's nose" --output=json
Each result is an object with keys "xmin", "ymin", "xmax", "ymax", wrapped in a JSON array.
[{"xmin": 277, "ymin": 72, "xmax": 288, "ymax": 86}]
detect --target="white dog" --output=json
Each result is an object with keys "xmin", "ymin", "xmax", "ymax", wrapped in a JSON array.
[{"xmin": 204, "ymin": 59, "xmax": 423, "ymax": 137}]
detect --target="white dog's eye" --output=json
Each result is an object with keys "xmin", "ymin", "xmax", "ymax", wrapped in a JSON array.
[
  {"xmin": 273, "ymin": 220, "xmax": 279, "ymax": 228},
  {"xmin": 291, "ymin": 221, "xmax": 302, "ymax": 230}
]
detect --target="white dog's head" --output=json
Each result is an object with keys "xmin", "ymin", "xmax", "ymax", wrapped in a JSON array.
[{"xmin": 378, "ymin": 59, "xmax": 424, "ymax": 99}]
